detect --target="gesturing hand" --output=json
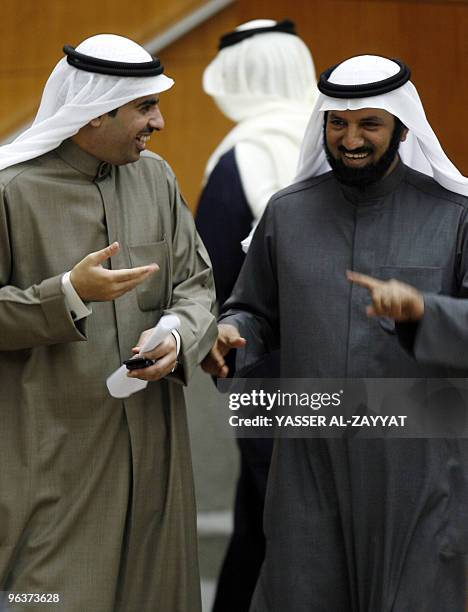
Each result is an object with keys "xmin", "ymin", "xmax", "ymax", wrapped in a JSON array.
[
  {"xmin": 201, "ymin": 324, "xmax": 247, "ymax": 378},
  {"xmin": 70, "ymin": 242, "xmax": 159, "ymax": 302},
  {"xmin": 347, "ymin": 270, "xmax": 424, "ymax": 321}
]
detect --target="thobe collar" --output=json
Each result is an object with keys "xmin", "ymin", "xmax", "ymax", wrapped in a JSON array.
[
  {"xmin": 337, "ymin": 158, "xmax": 406, "ymax": 205},
  {"xmin": 56, "ymin": 139, "xmax": 112, "ymax": 182}
]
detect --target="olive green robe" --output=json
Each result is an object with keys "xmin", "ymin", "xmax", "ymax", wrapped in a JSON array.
[{"xmin": 0, "ymin": 139, "xmax": 217, "ymax": 611}]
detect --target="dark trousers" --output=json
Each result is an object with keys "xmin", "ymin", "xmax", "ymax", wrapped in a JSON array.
[{"xmin": 212, "ymin": 438, "xmax": 273, "ymax": 612}]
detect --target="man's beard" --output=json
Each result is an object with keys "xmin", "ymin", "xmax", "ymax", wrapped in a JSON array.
[{"xmin": 324, "ymin": 118, "xmax": 405, "ymax": 188}]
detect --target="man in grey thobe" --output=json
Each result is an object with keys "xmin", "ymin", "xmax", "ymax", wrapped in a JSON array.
[
  {"xmin": 0, "ymin": 35, "xmax": 217, "ymax": 611},
  {"xmin": 203, "ymin": 55, "xmax": 468, "ymax": 610}
]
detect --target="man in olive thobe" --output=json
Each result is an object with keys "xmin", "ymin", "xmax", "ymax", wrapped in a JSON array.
[
  {"xmin": 203, "ymin": 55, "xmax": 468, "ymax": 610},
  {"xmin": 0, "ymin": 35, "xmax": 217, "ymax": 611}
]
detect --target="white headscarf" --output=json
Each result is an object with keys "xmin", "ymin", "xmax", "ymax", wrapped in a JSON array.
[
  {"xmin": 203, "ymin": 20, "xmax": 318, "ymax": 218},
  {"xmin": 295, "ymin": 55, "xmax": 468, "ymax": 196},
  {"xmin": 0, "ymin": 34, "xmax": 174, "ymax": 171}
]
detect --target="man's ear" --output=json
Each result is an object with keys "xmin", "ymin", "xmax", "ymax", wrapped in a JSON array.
[
  {"xmin": 89, "ymin": 116, "xmax": 104, "ymax": 128},
  {"xmin": 400, "ymin": 127, "xmax": 409, "ymax": 142}
]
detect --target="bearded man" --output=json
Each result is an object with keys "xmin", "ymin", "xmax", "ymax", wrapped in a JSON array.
[
  {"xmin": 0, "ymin": 35, "xmax": 216, "ymax": 611},
  {"xmin": 203, "ymin": 55, "xmax": 468, "ymax": 610}
]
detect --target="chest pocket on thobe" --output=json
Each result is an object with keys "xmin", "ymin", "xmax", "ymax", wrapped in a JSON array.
[
  {"xmin": 375, "ymin": 266, "xmax": 442, "ymax": 334},
  {"xmin": 128, "ymin": 239, "xmax": 171, "ymax": 311}
]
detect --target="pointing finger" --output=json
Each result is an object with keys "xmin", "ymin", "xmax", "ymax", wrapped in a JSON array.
[
  {"xmin": 111, "ymin": 264, "xmax": 159, "ymax": 283},
  {"xmin": 109, "ymin": 273, "xmax": 159, "ymax": 298},
  {"xmin": 346, "ymin": 270, "xmax": 383, "ymax": 291}
]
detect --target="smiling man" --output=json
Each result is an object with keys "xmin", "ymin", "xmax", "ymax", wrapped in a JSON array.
[
  {"xmin": 324, "ymin": 108, "xmax": 407, "ymax": 184},
  {"xmin": 0, "ymin": 35, "xmax": 217, "ymax": 611},
  {"xmin": 203, "ymin": 55, "xmax": 468, "ymax": 610},
  {"xmin": 72, "ymin": 93, "xmax": 165, "ymax": 165}
]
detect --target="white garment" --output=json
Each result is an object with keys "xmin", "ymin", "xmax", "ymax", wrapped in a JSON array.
[
  {"xmin": 203, "ymin": 20, "xmax": 318, "ymax": 219},
  {"xmin": 295, "ymin": 55, "xmax": 468, "ymax": 196},
  {"xmin": 61, "ymin": 271, "xmax": 92, "ymax": 321},
  {"xmin": 0, "ymin": 34, "xmax": 174, "ymax": 171}
]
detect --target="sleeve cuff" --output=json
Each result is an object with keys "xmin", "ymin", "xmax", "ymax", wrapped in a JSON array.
[
  {"xmin": 61, "ymin": 271, "xmax": 92, "ymax": 321},
  {"xmin": 395, "ymin": 321, "xmax": 420, "ymax": 356},
  {"xmin": 171, "ymin": 329, "xmax": 181, "ymax": 356}
]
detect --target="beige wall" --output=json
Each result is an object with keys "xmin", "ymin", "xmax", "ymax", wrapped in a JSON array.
[
  {"xmin": 0, "ymin": 0, "xmax": 206, "ymax": 138},
  {"xmin": 156, "ymin": 0, "xmax": 468, "ymax": 209},
  {"xmin": 0, "ymin": 0, "xmax": 467, "ymax": 211}
]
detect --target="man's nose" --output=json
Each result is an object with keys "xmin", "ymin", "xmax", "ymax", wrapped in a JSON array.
[
  {"xmin": 148, "ymin": 106, "xmax": 165, "ymax": 131},
  {"xmin": 342, "ymin": 126, "xmax": 364, "ymax": 150}
]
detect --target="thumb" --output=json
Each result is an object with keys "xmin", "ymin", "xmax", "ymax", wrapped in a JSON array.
[
  {"xmin": 219, "ymin": 332, "xmax": 246, "ymax": 354},
  {"xmin": 90, "ymin": 241, "xmax": 120, "ymax": 265},
  {"xmin": 229, "ymin": 336, "xmax": 247, "ymax": 349}
]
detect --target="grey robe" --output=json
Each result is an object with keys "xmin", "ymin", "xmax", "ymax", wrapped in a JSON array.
[
  {"xmin": 0, "ymin": 139, "xmax": 217, "ymax": 611},
  {"xmin": 221, "ymin": 161, "xmax": 468, "ymax": 611}
]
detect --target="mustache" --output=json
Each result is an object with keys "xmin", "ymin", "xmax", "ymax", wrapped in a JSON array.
[
  {"xmin": 138, "ymin": 128, "xmax": 154, "ymax": 136},
  {"xmin": 338, "ymin": 145, "xmax": 373, "ymax": 154}
]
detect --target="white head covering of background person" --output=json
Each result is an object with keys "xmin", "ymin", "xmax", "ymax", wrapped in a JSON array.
[
  {"xmin": 203, "ymin": 19, "xmax": 318, "ymax": 220},
  {"xmin": 295, "ymin": 54, "xmax": 468, "ymax": 196},
  {"xmin": 0, "ymin": 34, "xmax": 174, "ymax": 171}
]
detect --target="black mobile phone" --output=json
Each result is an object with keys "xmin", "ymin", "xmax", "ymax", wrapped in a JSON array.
[{"xmin": 123, "ymin": 357, "xmax": 155, "ymax": 371}]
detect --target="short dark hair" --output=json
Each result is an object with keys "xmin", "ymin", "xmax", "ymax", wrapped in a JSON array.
[{"xmin": 107, "ymin": 108, "xmax": 119, "ymax": 117}]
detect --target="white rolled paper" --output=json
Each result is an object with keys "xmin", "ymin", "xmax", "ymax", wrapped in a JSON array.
[{"xmin": 106, "ymin": 314, "xmax": 180, "ymax": 398}]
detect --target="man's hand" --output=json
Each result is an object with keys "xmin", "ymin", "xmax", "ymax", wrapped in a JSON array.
[
  {"xmin": 70, "ymin": 241, "xmax": 159, "ymax": 302},
  {"xmin": 347, "ymin": 270, "xmax": 424, "ymax": 321},
  {"xmin": 201, "ymin": 323, "xmax": 247, "ymax": 378},
  {"xmin": 127, "ymin": 331, "xmax": 177, "ymax": 381}
]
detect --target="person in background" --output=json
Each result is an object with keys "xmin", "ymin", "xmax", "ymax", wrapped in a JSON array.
[{"xmin": 195, "ymin": 19, "xmax": 317, "ymax": 612}]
